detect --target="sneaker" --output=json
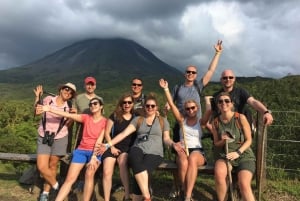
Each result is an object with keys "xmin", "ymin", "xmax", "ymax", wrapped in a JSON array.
[
  {"xmin": 168, "ymin": 188, "xmax": 180, "ymax": 198},
  {"xmin": 39, "ymin": 193, "xmax": 49, "ymax": 201}
]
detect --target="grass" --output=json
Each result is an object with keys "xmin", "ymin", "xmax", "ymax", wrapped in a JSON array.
[{"xmin": 1, "ymin": 163, "xmax": 300, "ymax": 201}]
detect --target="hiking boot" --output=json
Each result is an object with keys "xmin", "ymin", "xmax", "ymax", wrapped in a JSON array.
[{"xmin": 39, "ymin": 193, "xmax": 49, "ymax": 201}]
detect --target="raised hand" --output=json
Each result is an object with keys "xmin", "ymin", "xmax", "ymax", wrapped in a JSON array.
[
  {"xmin": 214, "ymin": 40, "xmax": 223, "ymax": 53},
  {"xmin": 159, "ymin": 78, "xmax": 168, "ymax": 89},
  {"xmin": 33, "ymin": 85, "xmax": 43, "ymax": 97}
]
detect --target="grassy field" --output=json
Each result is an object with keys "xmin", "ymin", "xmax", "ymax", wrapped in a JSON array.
[{"xmin": 0, "ymin": 164, "xmax": 299, "ymax": 201}]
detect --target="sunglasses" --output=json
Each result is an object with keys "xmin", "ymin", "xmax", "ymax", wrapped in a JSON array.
[
  {"xmin": 89, "ymin": 102, "xmax": 99, "ymax": 107},
  {"xmin": 185, "ymin": 106, "xmax": 196, "ymax": 111},
  {"xmin": 222, "ymin": 76, "xmax": 234, "ymax": 80},
  {"xmin": 186, "ymin": 71, "xmax": 197, "ymax": 74},
  {"xmin": 218, "ymin": 99, "xmax": 231, "ymax": 104},
  {"xmin": 132, "ymin": 83, "xmax": 142, "ymax": 87},
  {"xmin": 62, "ymin": 87, "xmax": 74, "ymax": 94},
  {"xmin": 145, "ymin": 104, "xmax": 156, "ymax": 109},
  {"xmin": 123, "ymin": 101, "xmax": 133, "ymax": 105}
]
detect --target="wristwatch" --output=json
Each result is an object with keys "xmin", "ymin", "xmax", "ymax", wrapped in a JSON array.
[{"xmin": 264, "ymin": 110, "xmax": 272, "ymax": 114}]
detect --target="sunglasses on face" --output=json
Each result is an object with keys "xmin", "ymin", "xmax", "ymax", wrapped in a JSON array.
[
  {"xmin": 222, "ymin": 76, "xmax": 234, "ymax": 80},
  {"xmin": 132, "ymin": 83, "xmax": 142, "ymax": 87},
  {"xmin": 89, "ymin": 102, "xmax": 99, "ymax": 107},
  {"xmin": 186, "ymin": 71, "xmax": 197, "ymax": 74},
  {"xmin": 62, "ymin": 87, "xmax": 74, "ymax": 94},
  {"xmin": 123, "ymin": 101, "xmax": 133, "ymax": 105},
  {"xmin": 185, "ymin": 106, "xmax": 196, "ymax": 111},
  {"xmin": 218, "ymin": 99, "xmax": 231, "ymax": 104},
  {"xmin": 145, "ymin": 104, "xmax": 156, "ymax": 109}
]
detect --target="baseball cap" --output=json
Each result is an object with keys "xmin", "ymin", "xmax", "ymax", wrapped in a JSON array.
[{"xmin": 85, "ymin": 77, "xmax": 96, "ymax": 85}]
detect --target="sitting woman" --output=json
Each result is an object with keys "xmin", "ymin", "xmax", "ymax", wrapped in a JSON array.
[
  {"xmin": 37, "ymin": 97, "xmax": 107, "ymax": 201},
  {"xmin": 97, "ymin": 93, "xmax": 175, "ymax": 201},
  {"xmin": 159, "ymin": 79, "xmax": 206, "ymax": 201},
  {"xmin": 102, "ymin": 93, "xmax": 136, "ymax": 201},
  {"xmin": 209, "ymin": 92, "xmax": 256, "ymax": 201}
]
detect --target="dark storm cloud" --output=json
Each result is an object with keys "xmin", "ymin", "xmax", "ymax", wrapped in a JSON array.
[{"xmin": 0, "ymin": 0, "xmax": 299, "ymax": 78}]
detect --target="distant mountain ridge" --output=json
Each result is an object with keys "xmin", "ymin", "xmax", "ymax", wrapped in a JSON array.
[{"xmin": 0, "ymin": 38, "xmax": 183, "ymax": 90}]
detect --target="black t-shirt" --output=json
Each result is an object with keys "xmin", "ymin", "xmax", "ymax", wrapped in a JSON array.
[
  {"xmin": 212, "ymin": 87, "xmax": 253, "ymax": 125},
  {"xmin": 109, "ymin": 113, "xmax": 136, "ymax": 151}
]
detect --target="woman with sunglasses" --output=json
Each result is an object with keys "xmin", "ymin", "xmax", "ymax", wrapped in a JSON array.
[
  {"xmin": 96, "ymin": 93, "xmax": 174, "ymax": 201},
  {"xmin": 34, "ymin": 83, "xmax": 77, "ymax": 201},
  {"xmin": 102, "ymin": 93, "xmax": 136, "ymax": 201},
  {"xmin": 209, "ymin": 92, "xmax": 255, "ymax": 201},
  {"xmin": 36, "ymin": 97, "xmax": 107, "ymax": 201},
  {"xmin": 159, "ymin": 79, "xmax": 206, "ymax": 201}
]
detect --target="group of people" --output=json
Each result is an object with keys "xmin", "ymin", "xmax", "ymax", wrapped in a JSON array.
[{"xmin": 34, "ymin": 40, "xmax": 273, "ymax": 201}]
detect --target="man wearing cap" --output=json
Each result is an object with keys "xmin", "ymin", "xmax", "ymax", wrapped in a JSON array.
[
  {"xmin": 75, "ymin": 77, "xmax": 104, "ymax": 114},
  {"xmin": 34, "ymin": 82, "xmax": 77, "ymax": 201}
]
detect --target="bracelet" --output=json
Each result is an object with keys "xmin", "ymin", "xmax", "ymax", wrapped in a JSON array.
[
  {"xmin": 164, "ymin": 88, "xmax": 169, "ymax": 91},
  {"xmin": 108, "ymin": 141, "xmax": 113, "ymax": 147},
  {"xmin": 215, "ymin": 51, "xmax": 221, "ymax": 55},
  {"xmin": 236, "ymin": 149, "xmax": 242, "ymax": 156},
  {"xmin": 105, "ymin": 143, "xmax": 111, "ymax": 149},
  {"xmin": 264, "ymin": 110, "xmax": 271, "ymax": 114}
]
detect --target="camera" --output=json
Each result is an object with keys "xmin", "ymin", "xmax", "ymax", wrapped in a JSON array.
[
  {"xmin": 43, "ymin": 131, "xmax": 55, "ymax": 146},
  {"xmin": 137, "ymin": 134, "xmax": 149, "ymax": 143}
]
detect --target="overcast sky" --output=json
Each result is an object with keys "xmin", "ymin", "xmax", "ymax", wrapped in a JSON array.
[{"xmin": 0, "ymin": 0, "xmax": 299, "ymax": 79}]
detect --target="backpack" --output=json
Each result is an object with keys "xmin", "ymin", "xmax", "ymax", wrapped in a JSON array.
[
  {"xmin": 135, "ymin": 116, "xmax": 165, "ymax": 132},
  {"xmin": 213, "ymin": 112, "xmax": 245, "ymax": 144}
]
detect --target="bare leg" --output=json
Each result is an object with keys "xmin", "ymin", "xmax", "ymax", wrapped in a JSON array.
[
  {"xmin": 117, "ymin": 153, "xmax": 131, "ymax": 199},
  {"xmin": 83, "ymin": 162, "xmax": 100, "ymax": 201},
  {"xmin": 238, "ymin": 170, "xmax": 255, "ymax": 201},
  {"xmin": 214, "ymin": 159, "xmax": 228, "ymax": 201},
  {"xmin": 102, "ymin": 157, "xmax": 116, "ymax": 201},
  {"xmin": 37, "ymin": 154, "xmax": 60, "ymax": 192},
  {"xmin": 55, "ymin": 163, "xmax": 85, "ymax": 201}
]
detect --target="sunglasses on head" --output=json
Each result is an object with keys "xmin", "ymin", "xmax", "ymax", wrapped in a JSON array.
[
  {"xmin": 89, "ymin": 101, "xmax": 99, "ymax": 107},
  {"xmin": 186, "ymin": 71, "xmax": 197, "ymax": 74},
  {"xmin": 123, "ymin": 101, "xmax": 133, "ymax": 105},
  {"xmin": 145, "ymin": 104, "xmax": 156, "ymax": 109},
  {"xmin": 222, "ymin": 76, "xmax": 234, "ymax": 80},
  {"xmin": 218, "ymin": 99, "xmax": 231, "ymax": 104},
  {"xmin": 185, "ymin": 106, "xmax": 196, "ymax": 111},
  {"xmin": 132, "ymin": 83, "xmax": 142, "ymax": 87}
]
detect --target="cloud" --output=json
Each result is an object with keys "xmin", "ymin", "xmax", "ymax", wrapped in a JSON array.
[{"xmin": 0, "ymin": 0, "xmax": 299, "ymax": 79}]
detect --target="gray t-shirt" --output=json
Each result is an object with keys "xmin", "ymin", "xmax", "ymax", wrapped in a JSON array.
[
  {"xmin": 131, "ymin": 116, "xmax": 170, "ymax": 157},
  {"xmin": 172, "ymin": 80, "xmax": 204, "ymax": 117}
]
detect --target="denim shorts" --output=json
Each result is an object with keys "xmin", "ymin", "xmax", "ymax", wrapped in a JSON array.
[{"xmin": 71, "ymin": 149, "xmax": 101, "ymax": 164}]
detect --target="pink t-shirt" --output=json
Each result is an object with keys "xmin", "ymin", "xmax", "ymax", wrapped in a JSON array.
[
  {"xmin": 38, "ymin": 96, "xmax": 71, "ymax": 139},
  {"xmin": 77, "ymin": 114, "xmax": 107, "ymax": 151}
]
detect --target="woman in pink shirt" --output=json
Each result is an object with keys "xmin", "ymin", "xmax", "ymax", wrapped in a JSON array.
[
  {"xmin": 34, "ymin": 83, "xmax": 77, "ymax": 201},
  {"xmin": 37, "ymin": 97, "xmax": 107, "ymax": 201}
]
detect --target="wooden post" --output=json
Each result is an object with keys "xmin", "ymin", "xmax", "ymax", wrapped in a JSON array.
[{"xmin": 256, "ymin": 113, "xmax": 267, "ymax": 201}]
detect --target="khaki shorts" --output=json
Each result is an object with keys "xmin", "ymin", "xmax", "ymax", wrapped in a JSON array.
[{"xmin": 37, "ymin": 135, "xmax": 68, "ymax": 156}]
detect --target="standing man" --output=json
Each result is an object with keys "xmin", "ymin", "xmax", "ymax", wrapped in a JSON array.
[
  {"xmin": 131, "ymin": 78, "xmax": 146, "ymax": 116},
  {"xmin": 166, "ymin": 40, "xmax": 223, "ymax": 198},
  {"xmin": 212, "ymin": 69, "xmax": 273, "ymax": 126},
  {"xmin": 75, "ymin": 76, "xmax": 103, "ymax": 114}
]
